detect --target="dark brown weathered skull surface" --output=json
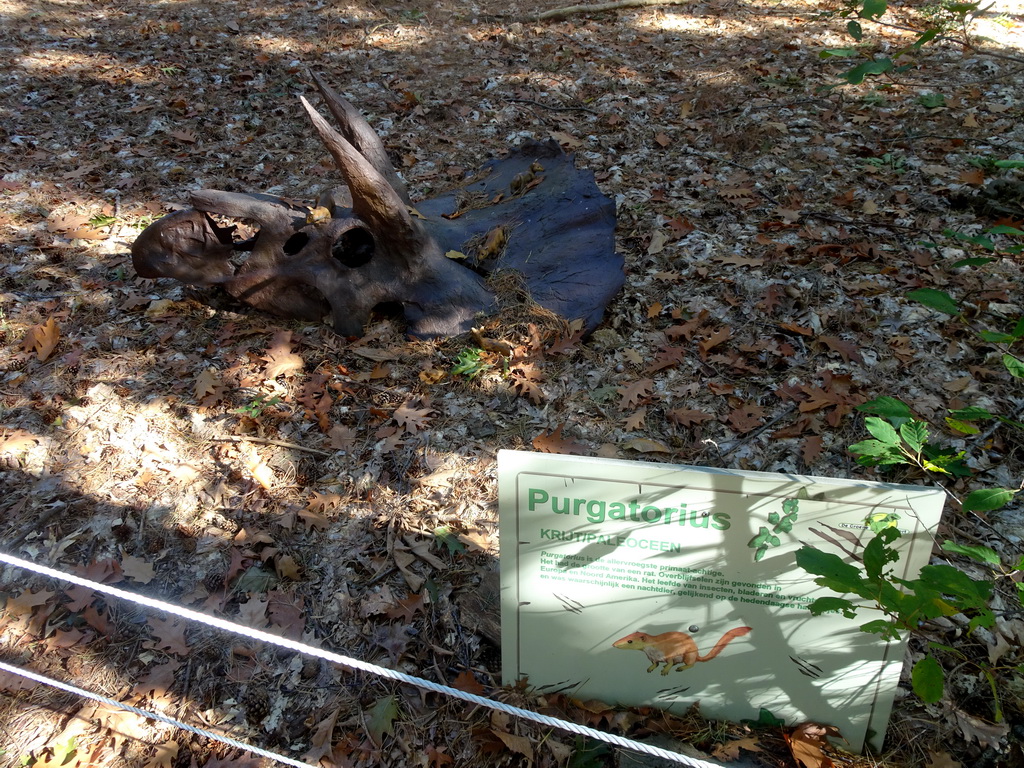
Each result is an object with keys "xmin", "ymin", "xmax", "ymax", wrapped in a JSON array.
[{"xmin": 131, "ymin": 73, "xmax": 624, "ymax": 338}]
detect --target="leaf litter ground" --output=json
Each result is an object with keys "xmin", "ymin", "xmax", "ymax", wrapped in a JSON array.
[{"xmin": 1, "ymin": 0, "xmax": 1023, "ymax": 766}]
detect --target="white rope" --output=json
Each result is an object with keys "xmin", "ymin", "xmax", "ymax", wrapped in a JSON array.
[
  {"xmin": 0, "ymin": 659, "xmax": 315, "ymax": 767},
  {"xmin": 0, "ymin": 550, "xmax": 725, "ymax": 768}
]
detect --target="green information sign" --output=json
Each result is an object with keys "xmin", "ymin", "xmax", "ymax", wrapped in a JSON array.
[{"xmin": 498, "ymin": 450, "xmax": 946, "ymax": 751}]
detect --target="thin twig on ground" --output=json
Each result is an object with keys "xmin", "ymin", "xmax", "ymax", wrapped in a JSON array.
[
  {"xmin": 208, "ymin": 435, "xmax": 333, "ymax": 456},
  {"xmin": 537, "ymin": 0, "xmax": 690, "ymax": 21}
]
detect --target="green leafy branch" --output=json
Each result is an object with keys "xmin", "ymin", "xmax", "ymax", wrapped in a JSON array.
[
  {"xmin": 818, "ymin": 0, "xmax": 996, "ymax": 87},
  {"xmin": 906, "ymin": 225, "xmax": 1024, "ymax": 386},
  {"xmin": 798, "ymin": 393, "xmax": 1024, "ymax": 707},
  {"xmin": 851, "ymin": 396, "xmax": 1019, "ymax": 514},
  {"xmin": 450, "ymin": 347, "xmax": 496, "ymax": 379},
  {"xmin": 795, "ymin": 516, "xmax": 1010, "ymax": 705}
]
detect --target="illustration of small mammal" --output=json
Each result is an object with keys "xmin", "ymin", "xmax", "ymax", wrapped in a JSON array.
[{"xmin": 612, "ymin": 627, "xmax": 752, "ymax": 675}]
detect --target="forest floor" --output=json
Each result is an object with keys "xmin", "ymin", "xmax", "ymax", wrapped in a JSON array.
[{"xmin": 1, "ymin": 0, "xmax": 1023, "ymax": 766}]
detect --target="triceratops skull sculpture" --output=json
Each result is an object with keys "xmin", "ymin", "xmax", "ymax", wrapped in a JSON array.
[{"xmin": 132, "ymin": 73, "xmax": 624, "ymax": 338}]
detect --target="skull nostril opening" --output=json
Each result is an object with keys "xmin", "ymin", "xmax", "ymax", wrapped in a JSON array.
[
  {"xmin": 332, "ymin": 227, "xmax": 374, "ymax": 268},
  {"xmin": 283, "ymin": 232, "xmax": 309, "ymax": 255}
]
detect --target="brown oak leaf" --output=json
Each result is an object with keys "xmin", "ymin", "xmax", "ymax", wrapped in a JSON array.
[
  {"xmin": 453, "ymin": 670, "xmax": 486, "ymax": 696},
  {"xmin": 261, "ymin": 330, "xmax": 303, "ymax": 379},
  {"xmin": 727, "ymin": 402, "xmax": 766, "ymax": 434},
  {"xmin": 194, "ymin": 367, "xmax": 223, "ymax": 403},
  {"xmin": 394, "ymin": 398, "xmax": 434, "ymax": 434},
  {"xmin": 758, "ymin": 284, "xmax": 785, "ymax": 314},
  {"xmin": 712, "ymin": 733, "xmax": 763, "ymax": 761},
  {"xmin": 784, "ymin": 722, "xmax": 840, "ymax": 768},
  {"xmin": 121, "ymin": 553, "xmax": 155, "ymax": 584},
  {"xmin": 802, "ymin": 435, "xmax": 825, "ymax": 465},
  {"xmin": 623, "ymin": 407, "xmax": 647, "ymax": 430},
  {"xmin": 668, "ymin": 408, "xmax": 714, "ymax": 427},
  {"xmin": 302, "ymin": 707, "xmax": 341, "ymax": 765},
  {"xmin": 819, "ymin": 335, "xmax": 864, "ymax": 364},
  {"xmin": 133, "ymin": 658, "xmax": 181, "ymax": 702},
  {"xmin": 617, "ymin": 378, "xmax": 654, "ymax": 409},
  {"xmin": 143, "ymin": 740, "xmax": 179, "ymax": 768},
  {"xmin": 145, "ymin": 616, "xmax": 191, "ymax": 656},
  {"xmin": 532, "ymin": 424, "xmax": 588, "ymax": 455},
  {"xmin": 646, "ymin": 345, "xmax": 686, "ymax": 373},
  {"xmin": 21, "ymin": 317, "xmax": 60, "ymax": 362},
  {"xmin": 698, "ymin": 326, "xmax": 732, "ymax": 358},
  {"xmin": 267, "ymin": 590, "xmax": 305, "ymax": 634}
]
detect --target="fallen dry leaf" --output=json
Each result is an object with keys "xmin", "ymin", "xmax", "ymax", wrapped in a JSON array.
[
  {"xmin": 493, "ymin": 730, "xmax": 534, "ymax": 760},
  {"xmin": 21, "ymin": 317, "xmax": 60, "ymax": 362},
  {"xmin": 623, "ymin": 437, "xmax": 672, "ymax": 453},
  {"xmin": 302, "ymin": 707, "xmax": 341, "ymax": 765},
  {"xmin": 712, "ymin": 733, "xmax": 763, "ymax": 761},
  {"xmin": 618, "ymin": 378, "xmax": 654, "ymax": 409},
  {"xmin": 0, "ymin": 430, "xmax": 41, "ymax": 456},
  {"xmin": 394, "ymin": 399, "xmax": 434, "ymax": 433},
  {"xmin": 120, "ymin": 553, "xmax": 155, "ymax": 584},
  {"xmin": 142, "ymin": 740, "xmax": 179, "ymax": 768},
  {"xmin": 784, "ymin": 722, "xmax": 840, "ymax": 768},
  {"xmin": 532, "ymin": 423, "xmax": 588, "ymax": 455},
  {"xmin": 668, "ymin": 408, "xmax": 714, "ymax": 427},
  {"xmin": 261, "ymin": 330, "xmax": 303, "ymax": 379}
]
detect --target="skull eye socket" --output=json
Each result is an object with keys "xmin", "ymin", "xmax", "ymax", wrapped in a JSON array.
[
  {"xmin": 332, "ymin": 226, "xmax": 374, "ymax": 268},
  {"xmin": 283, "ymin": 232, "xmax": 310, "ymax": 255}
]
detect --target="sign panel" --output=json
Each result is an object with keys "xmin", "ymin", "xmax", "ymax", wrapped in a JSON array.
[{"xmin": 498, "ymin": 450, "xmax": 946, "ymax": 751}]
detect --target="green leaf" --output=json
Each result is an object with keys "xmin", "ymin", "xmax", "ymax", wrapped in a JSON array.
[
  {"xmin": 952, "ymin": 257, "xmax": 996, "ymax": 267},
  {"xmin": 907, "ymin": 288, "xmax": 959, "ymax": 315},
  {"xmin": 1011, "ymin": 317, "xmax": 1024, "ymax": 338},
  {"xmin": 807, "ymin": 597, "xmax": 857, "ymax": 618},
  {"xmin": 921, "ymin": 447, "xmax": 972, "ymax": 478},
  {"xmin": 978, "ymin": 330, "xmax": 1016, "ymax": 343},
  {"xmin": 1003, "ymin": 354, "xmax": 1024, "ymax": 379},
  {"xmin": 866, "ymin": 513, "xmax": 900, "ymax": 534},
  {"xmin": 945, "ymin": 418, "xmax": 980, "ymax": 435},
  {"xmin": 842, "ymin": 58, "xmax": 893, "ymax": 85},
  {"xmin": 918, "ymin": 564, "xmax": 992, "ymax": 604},
  {"xmin": 948, "ymin": 406, "xmax": 994, "ymax": 421},
  {"xmin": 795, "ymin": 547, "xmax": 866, "ymax": 594},
  {"xmin": 912, "ymin": 28, "xmax": 940, "ymax": 48},
  {"xmin": 846, "ymin": 20, "xmax": 863, "ymax": 40},
  {"xmin": 768, "ymin": 511, "xmax": 780, "ymax": 525},
  {"xmin": 962, "ymin": 488, "xmax": 1016, "ymax": 513},
  {"xmin": 859, "ymin": 0, "xmax": 888, "ymax": 20},
  {"xmin": 865, "ymin": 417, "xmax": 900, "ymax": 446},
  {"xmin": 863, "ymin": 527, "xmax": 901, "ymax": 579},
  {"xmin": 782, "ymin": 498, "xmax": 799, "ymax": 516},
  {"xmin": 994, "ymin": 160, "xmax": 1024, "ymax": 169},
  {"xmin": 917, "ymin": 93, "xmax": 945, "ymax": 108},
  {"xmin": 367, "ymin": 695, "xmax": 401, "ymax": 744},
  {"xmin": 52, "ymin": 738, "xmax": 77, "ymax": 766},
  {"xmin": 821, "ymin": 48, "xmax": 859, "ymax": 58},
  {"xmin": 857, "ymin": 396, "xmax": 913, "ymax": 419},
  {"xmin": 989, "ymin": 225, "xmax": 1024, "ymax": 236},
  {"xmin": 899, "ymin": 421, "xmax": 928, "ymax": 453},
  {"xmin": 754, "ymin": 546, "xmax": 768, "ymax": 563},
  {"xmin": 942, "ymin": 540, "xmax": 1001, "ymax": 566},
  {"xmin": 912, "ymin": 656, "xmax": 944, "ymax": 703},
  {"xmin": 434, "ymin": 525, "xmax": 467, "ymax": 555},
  {"xmin": 848, "ymin": 439, "xmax": 904, "ymax": 460},
  {"xmin": 859, "ymin": 618, "xmax": 901, "ymax": 640}
]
